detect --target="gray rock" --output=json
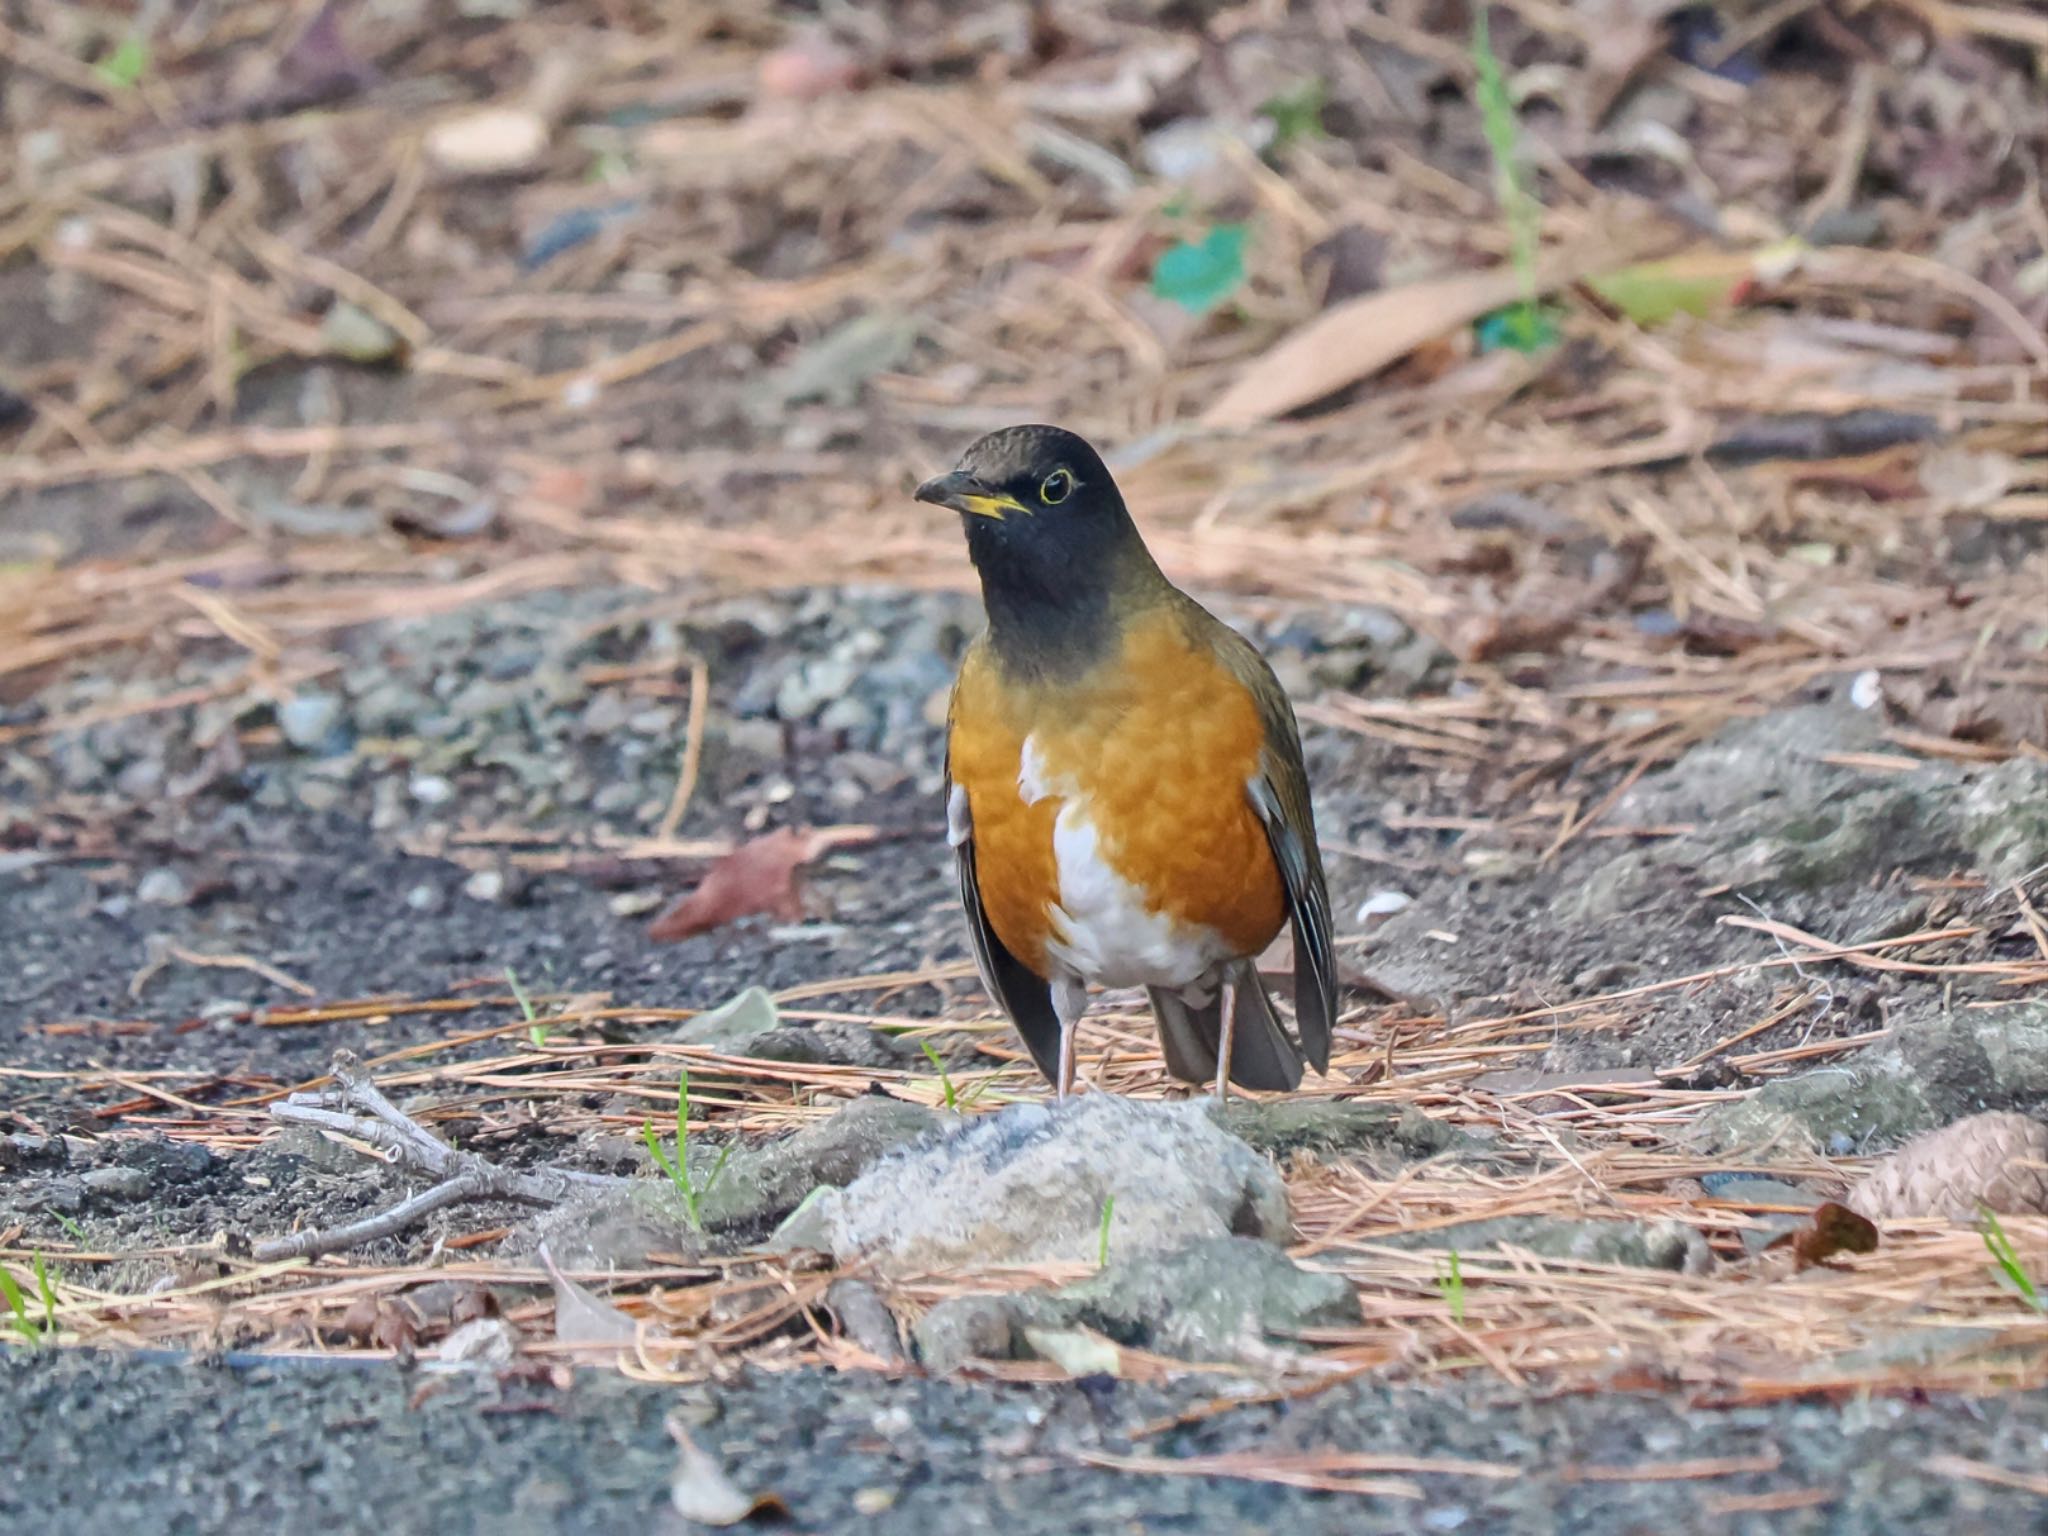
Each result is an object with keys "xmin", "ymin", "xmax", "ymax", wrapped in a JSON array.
[
  {"xmin": 1015, "ymin": 1236, "xmax": 1358, "ymax": 1365},
  {"xmin": 1370, "ymin": 1214, "xmax": 1712, "ymax": 1274},
  {"xmin": 278, "ymin": 692, "xmax": 345, "ymax": 752},
  {"xmin": 1223, "ymin": 1099, "xmax": 1471, "ymax": 1161},
  {"xmin": 671, "ymin": 988, "xmax": 781, "ymax": 1053},
  {"xmin": 114, "ymin": 1137, "xmax": 216, "ymax": 1184},
  {"xmin": 697, "ymin": 1096, "xmax": 941, "ymax": 1233},
  {"xmin": 1958, "ymin": 760, "xmax": 2048, "ymax": 882},
  {"xmin": 527, "ymin": 1096, "xmax": 941, "ymax": 1267},
  {"xmin": 33, "ymin": 1178, "xmax": 85, "ymax": 1215},
  {"xmin": 670, "ymin": 988, "xmax": 911, "ymax": 1069},
  {"xmin": 83, "ymin": 1166, "xmax": 151, "ymax": 1202},
  {"xmin": 913, "ymin": 1295, "xmax": 1018, "ymax": 1375},
  {"xmin": 784, "ymin": 1096, "xmax": 1288, "ymax": 1274},
  {"xmin": 1697, "ymin": 1000, "xmax": 2048, "ymax": 1155}
]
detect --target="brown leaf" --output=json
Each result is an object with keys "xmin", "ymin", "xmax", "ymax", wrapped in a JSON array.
[
  {"xmin": 647, "ymin": 827, "xmax": 823, "ymax": 942},
  {"xmin": 1201, "ymin": 237, "xmax": 1651, "ymax": 427},
  {"xmin": 1765, "ymin": 1201, "xmax": 1880, "ymax": 1270},
  {"xmin": 1202, "ymin": 266, "xmax": 1535, "ymax": 427}
]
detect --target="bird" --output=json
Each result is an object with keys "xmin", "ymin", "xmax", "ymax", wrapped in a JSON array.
[{"xmin": 916, "ymin": 424, "xmax": 1335, "ymax": 1099}]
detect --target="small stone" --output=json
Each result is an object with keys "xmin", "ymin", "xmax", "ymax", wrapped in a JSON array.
[
  {"xmin": 591, "ymin": 782, "xmax": 641, "ymax": 815},
  {"xmin": 35, "ymin": 1178, "xmax": 85, "ymax": 1215},
  {"xmin": 295, "ymin": 780, "xmax": 342, "ymax": 812},
  {"xmin": 671, "ymin": 987, "xmax": 780, "ymax": 1052},
  {"xmin": 462, "ymin": 868, "xmax": 505, "ymax": 903},
  {"xmin": 1015, "ymin": 1236, "xmax": 1356, "ymax": 1365},
  {"xmin": 319, "ymin": 303, "xmax": 403, "ymax": 366},
  {"xmin": 136, "ymin": 868, "xmax": 190, "ymax": 907},
  {"xmin": 438, "ymin": 1317, "xmax": 519, "ymax": 1366},
  {"xmin": 117, "ymin": 1137, "xmax": 216, "ymax": 1183},
  {"xmin": 425, "ymin": 106, "xmax": 549, "ymax": 175},
  {"xmin": 83, "ymin": 1166, "xmax": 150, "ymax": 1202},
  {"xmin": 409, "ymin": 773, "xmax": 454, "ymax": 806},
  {"xmin": 608, "ymin": 889, "xmax": 663, "ymax": 918},
  {"xmin": 1356, "ymin": 890, "xmax": 1412, "ymax": 922},
  {"xmin": 405, "ymin": 882, "xmax": 444, "ymax": 913},
  {"xmin": 913, "ymin": 1295, "xmax": 1018, "ymax": 1374},
  {"xmin": 851, "ymin": 1488, "xmax": 896, "ymax": 1517}
]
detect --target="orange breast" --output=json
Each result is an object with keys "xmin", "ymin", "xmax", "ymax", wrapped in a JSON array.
[{"xmin": 947, "ymin": 605, "xmax": 1287, "ymax": 979}]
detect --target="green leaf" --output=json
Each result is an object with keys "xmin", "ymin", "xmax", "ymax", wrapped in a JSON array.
[
  {"xmin": 1151, "ymin": 223, "xmax": 1249, "ymax": 315},
  {"xmin": 1475, "ymin": 303, "xmax": 1559, "ymax": 354},
  {"xmin": 96, "ymin": 36, "xmax": 150, "ymax": 89},
  {"xmin": 1260, "ymin": 80, "xmax": 1327, "ymax": 149}
]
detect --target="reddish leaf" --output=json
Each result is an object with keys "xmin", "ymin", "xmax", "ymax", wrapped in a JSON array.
[
  {"xmin": 647, "ymin": 827, "xmax": 822, "ymax": 942},
  {"xmin": 1765, "ymin": 1201, "xmax": 1879, "ymax": 1271}
]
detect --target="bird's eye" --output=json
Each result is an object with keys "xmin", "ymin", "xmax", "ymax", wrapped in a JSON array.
[{"xmin": 1039, "ymin": 468, "xmax": 1074, "ymax": 505}]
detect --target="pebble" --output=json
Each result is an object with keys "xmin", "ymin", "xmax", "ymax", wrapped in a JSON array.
[
  {"xmin": 136, "ymin": 868, "xmax": 190, "ymax": 907},
  {"xmin": 425, "ymin": 106, "xmax": 549, "ymax": 175},
  {"xmin": 278, "ymin": 691, "xmax": 345, "ymax": 751},
  {"xmin": 83, "ymin": 1166, "xmax": 151, "ymax": 1201},
  {"xmin": 591, "ymin": 782, "xmax": 641, "ymax": 815},
  {"xmin": 296, "ymin": 780, "xmax": 342, "ymax": 812},
  {"xmin": 405, "ymin": 882, "xmax": 444, "ymax": 913},
  {"xmin": 409, "ymin": 773, "xmax": 455, "ymax": 806},
  {"xmin": 463, "ymin": 869, "xmax": 506, "ymax": 903}
]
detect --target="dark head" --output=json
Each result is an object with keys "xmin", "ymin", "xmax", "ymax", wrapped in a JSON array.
[{"xmin": 915, "ymin": 425, "xmax": 1164, "ymax": 676}]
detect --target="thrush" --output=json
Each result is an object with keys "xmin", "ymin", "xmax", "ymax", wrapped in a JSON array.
[{"xmin": 917, "ymin": 424, "xmax": 1335, "ymax": 1098}]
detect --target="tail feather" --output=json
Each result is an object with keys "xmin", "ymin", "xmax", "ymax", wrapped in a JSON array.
[{"xmin": 1148, "ymin": 961, "xmax": 1305, "ymax": 1092}]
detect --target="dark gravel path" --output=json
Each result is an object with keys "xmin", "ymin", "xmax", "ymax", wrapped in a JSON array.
[{"xmin": 5, "ymin": 1352, "xmax": 2044, "ymax": 1535}]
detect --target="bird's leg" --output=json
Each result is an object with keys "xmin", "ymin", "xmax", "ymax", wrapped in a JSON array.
[
  {"xmin": 1213, "ymin": 971, "xmax": 1238, "ymax": 1103},
  {"xmin": 1052, "ymin": 974, "xmax": 1088, "ymax": 1100}
]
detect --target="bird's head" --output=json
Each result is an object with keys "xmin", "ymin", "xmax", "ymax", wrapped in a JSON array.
[{"xmin": 915, "ymin": 426, "xmax": 1160, "ymax": 661}]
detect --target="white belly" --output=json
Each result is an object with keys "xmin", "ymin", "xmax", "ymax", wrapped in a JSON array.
[{"xmin": 1018, "ymin": 734, "xmax": 1230, "ymax": 991}]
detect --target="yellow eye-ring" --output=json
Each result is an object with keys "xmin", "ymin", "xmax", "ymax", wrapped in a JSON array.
[{"xmin": 1039, "ymin": 468, "xmax": 1074, "ymax": 505}]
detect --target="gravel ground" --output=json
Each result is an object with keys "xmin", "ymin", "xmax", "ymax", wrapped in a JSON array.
[
  {"xmin": 5, "ymin": 1351, "xmax": 2045, "ymax": 1535},
  {"xmin": 7, "ymin": 583, "xmax": 2045, "ymax": 1535}
]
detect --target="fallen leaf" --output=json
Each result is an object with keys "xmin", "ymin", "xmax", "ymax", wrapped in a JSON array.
[
  {"xmin": 1764, "ymin": 1201, "xmax": 1880, "ymax": 1270},
  {"xmin": 539, "ymin": 1244, "xmax": 638, "ymax": 1346},
  {"xmin": 1584, "ymin": 241, "xmax": 1798, "ymax": 327},
  {"xmin": 1151, "ymin": 224, "xmax": 1249, "ymax": 315},
  {"xmin": 1021, "ymin": 1324, "xmax": 1124, "ymax": 1377},
  {"xmin": 648, "ymin": 827, "xmax": 823, "ymax": 942},
  {"xmin": 667, "ymin": 1412, "xmax": 789, "ymax": 1526},
  {"xmin": 1202, "ymin": 265, "xmax": 1533, "ymax": 425}
]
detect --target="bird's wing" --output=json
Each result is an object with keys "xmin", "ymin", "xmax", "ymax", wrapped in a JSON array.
[
  {"xmin": 1204, "ymin": 616, "xmax": 1336, "ymax": 1073},
  {"xmin": 944, "ymin": 758, "xmax": 1064, "ymax": 1082}
]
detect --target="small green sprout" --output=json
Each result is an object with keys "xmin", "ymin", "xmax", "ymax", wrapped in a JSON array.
[
  {"xmin": 96, "ymin": 36, "xmax": 149, "ymax": 90},
  {"xmin": 1438, "ymin": 1249, "xmax": 1466, "ymax": 1324},
  {"xmin": 1098, "ymin": 1195, "xmax": 1116, "ymax": 1268},
  {"xmin": 644, "ymin": 1069, "xmax": 732, "ymax": 1232},
  {"xmin": 1260, "ymin": 80, "xmax": 1328, "ymax": 151},
  {"xmin": 506, "ymin": 965, "xmax": 550, "ymax": 1048},
  {"xmin": 1, "ymin": 1254, "xmax": 59, "ymax": 1346},
  {"xmin": 1981, "ymin": 1209, "xmax": 2043, "ymax": 1313},
  {"xmin": 1471, "ymin": 7, "xmax": 1557, "ymax": 353},
  {"xmin": 919, "ymin": 1040, "xmax": 958, "ymax": 1112}
]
